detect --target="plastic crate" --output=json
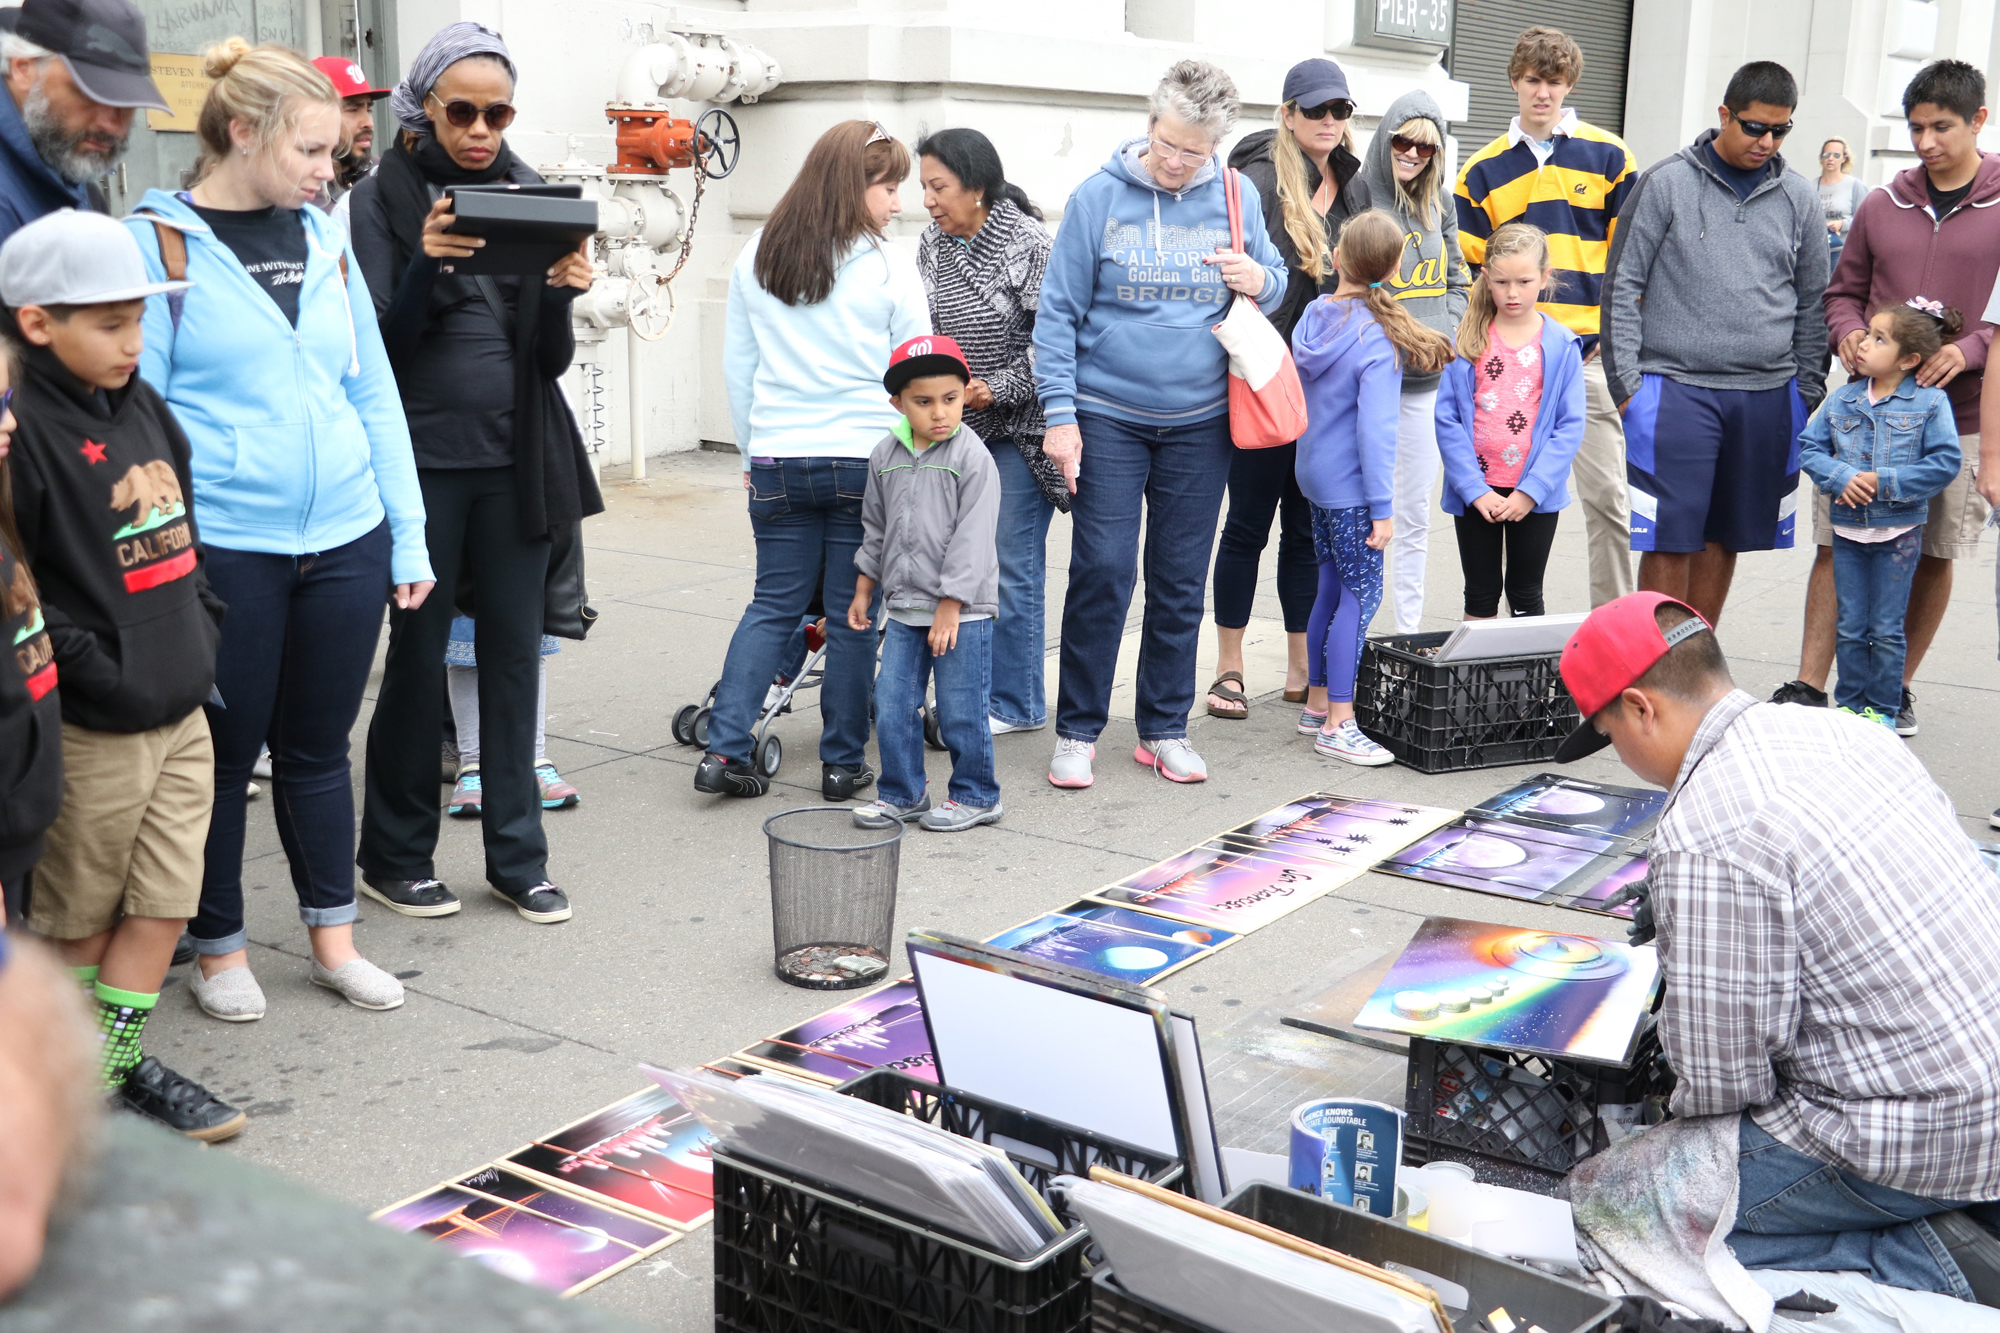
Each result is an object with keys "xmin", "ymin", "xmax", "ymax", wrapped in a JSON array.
[
  {"xmin": 1090, "ymin": 1270, "xmax": 1214, "ymax": 1333},
  {"xmin": 1355, "ymin": 631, "xmax": 1581, "ymax": 774},
  {"xmin": 713, "ymin": 1070, "xmax": 1185, "ymax": 1333},
  {"xmin": 1403, "ymin": 1027, "xmax": 1676, "ymax": 1184}
]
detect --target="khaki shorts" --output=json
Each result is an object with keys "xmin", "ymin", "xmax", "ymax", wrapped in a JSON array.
[
  {"xmin": 30, "ymin": 709, "xmax": 213, "ymax": 939},
  {"xmin": 1811, "ymin": 435, "xmax": 1988, "ymax": 559}
]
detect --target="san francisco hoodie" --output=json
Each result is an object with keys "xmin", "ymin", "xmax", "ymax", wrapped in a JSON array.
[
  {"xmin": 1291, "ymin": 296, "xmax": 1400, "ymax": 516},
  {"xmin": 8, "ymin": 344, "xmax": 223, "ymax": 734},
  {"xmin": 1035, "ymin": 139, "xmax": 1288, "ymax": 428}
]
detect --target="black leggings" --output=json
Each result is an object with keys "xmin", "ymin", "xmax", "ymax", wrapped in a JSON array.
[
  {"xmin": 1212, "ymin": 440, "xmax": 1317, "ymax": 632},
  {"xmin": 1454, "ymin": 493, "xmax": 1560, "ymax": 618}
]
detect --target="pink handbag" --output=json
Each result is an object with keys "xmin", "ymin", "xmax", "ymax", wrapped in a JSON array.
[{"xmin": 1213, "ymin": 167, "xmax": 1309, "ymax": 449}]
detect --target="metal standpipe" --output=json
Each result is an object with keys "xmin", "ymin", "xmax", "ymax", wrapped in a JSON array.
[{"xmin": 628, "ymin": 322, "xmax": 647, "ymax": 480}]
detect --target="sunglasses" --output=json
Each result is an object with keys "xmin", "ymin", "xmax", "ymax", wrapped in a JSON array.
[
  {"xmin": 0, "ymin": 387, "xmax": 12, "ymax": 416},
  {"xmin": 427, "ymin": 92, "xmax": 516, "ymax": 131},
  {"xmin": 1728, "ymin": 111, "xmax": 1794, "ymax": 141},
  {"xmin": 1390, "ymin": 134, "xmax": 1438, "ymax": 161},
  {"xmin": 867, "ymin": 121, "xmax": 890, "ymax": 146},
  {"xmin": 1295, "ymin": 99, "xmax": 1355, "ymax": 122}
]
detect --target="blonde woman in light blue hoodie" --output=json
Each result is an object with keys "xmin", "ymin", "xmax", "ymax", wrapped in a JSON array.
[{"xmin": 706, "ymin": 120, "xmax": 930, "ymax": 800}]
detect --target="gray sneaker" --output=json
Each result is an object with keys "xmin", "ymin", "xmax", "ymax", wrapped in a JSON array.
[
  {"xmin": 1134, "ymin": 736, "xmax": 1207, "ymax": 783},
  {"xmin": 919, "ymin": 800, "xmax": 1003, "ymax": 832},
  {"xmin": 310, "ymin": 957, "xmax": 405, "ymax": 1011},
  {"xmin": 853, "ymin": 795, "xmax": 931, "ymax": 829},
  {"xmin": 190, "ymin": 965, "xmax": 266, "ymax": 1023},
  {"xmin": 1048, "ymin": 737, "xmax": 1095, "ymax": 789}
]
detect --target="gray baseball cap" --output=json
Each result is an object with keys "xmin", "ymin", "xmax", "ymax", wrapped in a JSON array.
[{"xmin": 0, "ymin": 208, "xmax": 191, "ymax": 307}]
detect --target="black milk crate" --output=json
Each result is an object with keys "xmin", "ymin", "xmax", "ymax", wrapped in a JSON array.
[
  {"xmin": 713, "ymin": 1069, "xmax": 1185, "ymax": 1333},
  {"xmin": 1355, "ymin": 630, "xmax": 1581, "ymax": 774},
  {"xmin": 1090, "ymin": 1186, "xmax": 1618, "ymax": 1333},
  {"xmin": 1403, "ymin": 1027, "xmax": 1675, "ymax": 1185}
]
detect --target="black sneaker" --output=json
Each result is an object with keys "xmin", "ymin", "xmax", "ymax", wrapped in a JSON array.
[
  {"xmin": 491, "ymin": 881, "xmax": 571, "ymax": 924},
  {"xmin": 118, "ymin": 1056, "xmax": 247, "ymax": 1142},
  {"xmin": 1931, "ymin": 1210, "xmax": 2000, "ymax": 1307},
  {"xmin": 822, "ymin": 762, "xmax": 875, "ymax": 802},
  {"xmin": 1896, "ymin": 687, "xmax": 1919, "ymax": 737},
  {"xmin": 360, "ymin": 873, "xmax": 463, "ymax": 918},
  {"xmin": 694, "ymin": 752, "xmax": 768, "ymax": 797},
  {"xmin": 1769, "ymin": 679, "xmax": 1828, "ymax": 707},
  {"xmin": 171, "ymin": 932, "xmax": 196, "ymax": 967}
]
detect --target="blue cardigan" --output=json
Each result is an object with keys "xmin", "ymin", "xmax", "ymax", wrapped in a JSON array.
[{"xmin": 1434, "ymin": 317, "xmax": 1586, "ymax": 515}]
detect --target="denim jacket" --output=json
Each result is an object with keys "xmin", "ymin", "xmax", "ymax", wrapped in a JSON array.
[{"xmin": 1798, "ymin": 375, "xmax": 1960, "ymax": 527}]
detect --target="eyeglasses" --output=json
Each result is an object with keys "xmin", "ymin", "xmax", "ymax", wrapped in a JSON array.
[
  {"xmin": 427, "ymin": 92, "xmax": 516, "ymax": 131},
  {"xmin": 0, "ymin": 388, "xmax": 13, "ymax": 416},
  {"xmin": 1728, "ymin": 111, "xmax": 1794, "ymax": 141},
  {"xmin": 1389, "ymin": 134, "xmax": 1438, "ymax": 161},
  {"xmin": 1295, "ymin": 99, "xmax": 1355, "ymax": 122},
  {"xmin": 1148, "ymin": 138, "xmax": 1213, "ymax": 167}
]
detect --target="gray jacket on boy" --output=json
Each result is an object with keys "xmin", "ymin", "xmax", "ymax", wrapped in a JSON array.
[
  {"xmin": 1358, "ymin": 88, "xmax": 1470, "ymax": 395},
  {"xmin": 1601, "ymin": 129, "xmax": 1829, "ymax": 410},
  {"xmin": 857, "ymin": 421, "xmax": 1001, "ymax": 618}
]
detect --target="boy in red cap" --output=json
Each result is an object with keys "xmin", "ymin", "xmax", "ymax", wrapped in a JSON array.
[
  {"xmin": 847, "ymin": 335, "xmax": 1001, "ymax": 832},
  {"xmin": 1558, "ymin": 591, "xmax": 2000, "ymax": 1300}
]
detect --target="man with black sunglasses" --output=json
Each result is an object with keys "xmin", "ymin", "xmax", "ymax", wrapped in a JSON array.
[{"xmin": 1602, "ymin": 60, "xmax": 1828, "ymax": 628}]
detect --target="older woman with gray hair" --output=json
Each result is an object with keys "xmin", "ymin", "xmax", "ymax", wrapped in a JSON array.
[{"xmin": 1034, "ymin": 59, "xmax": 1286, "ymax": 788}]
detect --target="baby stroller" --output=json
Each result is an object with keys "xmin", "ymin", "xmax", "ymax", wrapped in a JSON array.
[{"xmin": 670, "ymin": 619, "xmax": 949, "ymax": 783}]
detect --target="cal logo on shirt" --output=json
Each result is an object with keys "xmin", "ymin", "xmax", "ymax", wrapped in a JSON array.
[
  {"xmin": 4, "ymin": 562, "xmax": 55, "ymax": 701},
  {"xmin": 107, "ymin": 460, "xmax": 195, "ymax": 593}
]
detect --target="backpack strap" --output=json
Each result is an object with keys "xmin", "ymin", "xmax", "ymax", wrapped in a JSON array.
[{"xmin": 149, "ymin": 219, "xmax": 190, "ymax": 332}]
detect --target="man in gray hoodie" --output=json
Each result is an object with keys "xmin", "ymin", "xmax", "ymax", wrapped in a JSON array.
[{"xmin": 1602, "ymin": 61, "xmax": 1829, "ymax": 626}]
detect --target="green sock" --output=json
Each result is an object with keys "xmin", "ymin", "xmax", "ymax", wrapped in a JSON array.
[
  {"xmin": 93, "ymin": 982, "xmax": 159, "ymax": 1089},
  {"xmin": 69, "ymin": 964, "xmax": 100, "ymax": 990}
]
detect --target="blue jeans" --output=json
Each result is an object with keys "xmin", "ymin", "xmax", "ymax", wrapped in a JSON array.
[
  {"xmin": 1058, "ymin": 412, "xmax": 1233, "ymax": 743},
  {"xmin": 1731, "ymin": 1115, "xmax": 1999, "ymax": 1300},
  {"xmin": 876, "ymin": 617, "xmax": 998, "ymax": 807},
  {"xmin": 989, "ymin": 439, "xmax": 1056, "ymax": 728},
  {"xmin": 709, "ymin": 458, "xmax": 875, "ymax": 768},
  {"xmin": 193, "ymin": 522, "xmax": 390, "ymax": 952},
  {"xmin": 1832, "ymin": 528, "xmax": 1922, "ymax": 714}
]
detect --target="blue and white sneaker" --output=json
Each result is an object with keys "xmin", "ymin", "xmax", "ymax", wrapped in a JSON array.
[{"xmin": 1315, "ymin": 720, "xmax": 1394, "ymax": 767}]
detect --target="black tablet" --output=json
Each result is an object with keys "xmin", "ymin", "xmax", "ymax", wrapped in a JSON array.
[{"xmin": 442, "ymin": 183, "xmax": 597, "ymax": 276}]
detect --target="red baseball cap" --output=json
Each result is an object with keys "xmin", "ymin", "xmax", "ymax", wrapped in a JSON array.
[
  {"xmin": 1555, "ymin": 592, "xmax": 1712, "ymax": 762},
  {"xmin": 884, "ymin": 335, "xmax": 971, "ymax": 395},
  {"xmin": 314, "ymin": 56, "xmax": 393, "ymax": 100}
]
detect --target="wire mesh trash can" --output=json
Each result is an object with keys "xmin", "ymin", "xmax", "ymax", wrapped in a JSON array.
[{"xmin": 764, "ymin": 806, "xmax": 902, "ymax": 990}]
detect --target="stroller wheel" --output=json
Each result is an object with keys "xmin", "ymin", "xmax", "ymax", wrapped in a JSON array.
[
  {"xmin": 756, "ymin": 732, "xmax": 783, "ymax": 778},
  {"xmin": 692, "ymin": 707, "xmax": 712, "ymax": 749},
  {"xmin": 671, "ymin": 703, "xmax": 699, "ymax": 746},
  {"xmin": 922, "ymin": 703, "xmax": 946, "ymax": 752}
]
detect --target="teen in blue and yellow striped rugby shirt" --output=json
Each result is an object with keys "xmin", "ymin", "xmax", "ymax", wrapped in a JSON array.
[{"xmin": 1454, "ymin": 26, "xmax": 1639, "ymax": 609}]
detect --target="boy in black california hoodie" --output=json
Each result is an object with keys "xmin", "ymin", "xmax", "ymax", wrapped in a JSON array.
[{"xmin": 1, "ymin": 209, "xmax": 245, "ymax": 1142}]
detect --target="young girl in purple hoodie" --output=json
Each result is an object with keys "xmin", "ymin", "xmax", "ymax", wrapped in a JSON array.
[{"xmin": 1291, "ymin": 210, "xmax": 1452, "ymax": 765}]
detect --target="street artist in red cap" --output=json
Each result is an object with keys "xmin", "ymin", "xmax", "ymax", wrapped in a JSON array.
[
  {"xmin": 1557, "ymin": 591, "xmax": 2000, "ymax": 1302},
  {"xmin": 310, "ymin": 55, "xmax": 391, "ymax": 214}
]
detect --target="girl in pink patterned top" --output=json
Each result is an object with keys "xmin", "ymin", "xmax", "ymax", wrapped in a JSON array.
[{"xmin": 1434, "ymin": 222, "xmax": 1588, "ymax": 619}]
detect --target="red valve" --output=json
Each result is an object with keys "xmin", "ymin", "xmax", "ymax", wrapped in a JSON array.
[{"xmin": 609, "ymin": 104, "xmax": 697, "ymax": 174}]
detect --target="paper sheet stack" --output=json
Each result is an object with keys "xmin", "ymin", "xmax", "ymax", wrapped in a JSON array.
[{"xmin": 646, "ymin": 1066, "xmax": 1062, "ymax": 1259}]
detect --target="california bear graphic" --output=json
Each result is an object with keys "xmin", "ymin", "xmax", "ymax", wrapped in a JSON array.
[
  {"xmin": 1, "ymin": 560, "xmax": 34, "ymax": 617},
  {"xmin": 109, "ymin": 460, "xmax": 183, "ymax": 531}
]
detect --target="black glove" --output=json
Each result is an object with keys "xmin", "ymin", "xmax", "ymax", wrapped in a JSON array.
[{"xmin": 1606, "ymin": 876, "xmax": 1655, "ymax": 946}]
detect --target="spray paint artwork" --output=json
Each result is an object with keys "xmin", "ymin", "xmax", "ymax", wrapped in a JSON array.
[
  {"xmin": 1353, "ymin": 916, "xmax": 1661, "ymax": 1065},
  {"xmin": 504, "ymin": 1086, "xmax": 715, "ymax": 1227},
  {"xmin": 736, "ymin": 979, "xmax": 936, "ymax": 1084},
  {"xmin": 986, "ymin": 910, "xmax": 1213, "ymax": 983},
  {"xmin": 1226, "ymin": 794, "xmax": 1459, "ymax": 865},
  {"xmin": 1471, "ymin": 773, "xmax": 1665, "ymax": 838},
  {"xmin": 1088, "ymin": 840, "xmax": 1362, "ymax": 931},
  {"xmin": 373, "ymin": 1166, "xmax": 677, "ymax": 1294},
  {"xmin": 1378, "ymin": 817, "xmax": 1617, "ymax": 902}
]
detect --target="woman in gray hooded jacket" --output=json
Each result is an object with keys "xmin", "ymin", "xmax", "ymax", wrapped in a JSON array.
[{"xmin": 1360, "ymin": 89, "xmax": 1469, "ymax": 633}]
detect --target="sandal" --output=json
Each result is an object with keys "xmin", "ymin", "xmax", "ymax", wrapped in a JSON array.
[
  {"xmin": 1283, "ymin": 687, "xmax": 1308, "ymax": 703},
  {"xmin": 1205, "ymin": 671, "xmax": 1249, "ymax": 720}
]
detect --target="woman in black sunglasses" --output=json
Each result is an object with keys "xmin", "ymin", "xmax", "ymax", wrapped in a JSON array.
[
  {"xmin": 348, "ymin": 22, "xmax": 600, "ymax": 928},
  {"xmin": 1206, "ymin": 58, "xmax": 1371, "ymax": 722}
]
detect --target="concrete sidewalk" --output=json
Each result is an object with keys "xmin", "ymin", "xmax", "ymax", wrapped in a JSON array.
[{"xmin": 142, "ymin": 448, "xmax": 2000, "ymax": 1329}]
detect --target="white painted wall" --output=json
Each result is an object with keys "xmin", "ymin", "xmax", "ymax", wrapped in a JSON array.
[{"xmin": 397, "ymin": 0, "xmax": 1991, "ymax": 469}]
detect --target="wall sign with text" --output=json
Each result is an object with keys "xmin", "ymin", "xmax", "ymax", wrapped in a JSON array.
[{"xmin": 1352, "ymin": 0, "xmax": 1453, "ymax": 54}]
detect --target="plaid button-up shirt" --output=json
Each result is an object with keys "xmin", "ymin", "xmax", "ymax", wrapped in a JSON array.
[{"xmin": 1651, "ymin": 689, "xmax": 2000, "ymax": 1199}]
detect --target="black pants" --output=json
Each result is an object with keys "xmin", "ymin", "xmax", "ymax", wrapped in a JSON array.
[
  {"xmin": 361, "ymin": 467, "xmax": 551, "ymax": 892},
  {"xmin": 1454, "ymin": 493, "xmax": 1560, "ymax": 618},
  {"xmin": 1212, "ymin": 440, "xmax": 1317, "ymax": 632}
]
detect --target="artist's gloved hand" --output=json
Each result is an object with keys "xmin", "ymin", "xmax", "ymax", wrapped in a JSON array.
[{"xmin": 1606, "ymin": 878, "xmax": 1655, "ymax": 946}]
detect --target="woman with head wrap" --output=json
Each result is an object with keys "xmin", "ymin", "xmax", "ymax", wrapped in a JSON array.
[{"xmin": 348, "ymin": 21, "xmax": 600, "ymax": 927}]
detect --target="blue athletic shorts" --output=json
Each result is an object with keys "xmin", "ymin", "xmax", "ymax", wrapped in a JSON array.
[{"xmin": 1623, "ymin": 375, "xmax": 1805, "ymax": 554}]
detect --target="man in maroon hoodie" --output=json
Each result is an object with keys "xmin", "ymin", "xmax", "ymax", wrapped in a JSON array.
[{"xmin": 1769, "ymin": 60, "xmax": 1996, "ymax": 736}]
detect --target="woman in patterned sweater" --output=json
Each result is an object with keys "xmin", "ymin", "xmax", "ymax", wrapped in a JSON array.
[{"xmin": 914, "ymin": 128, "xmax": 1061, "ymax": 736}]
